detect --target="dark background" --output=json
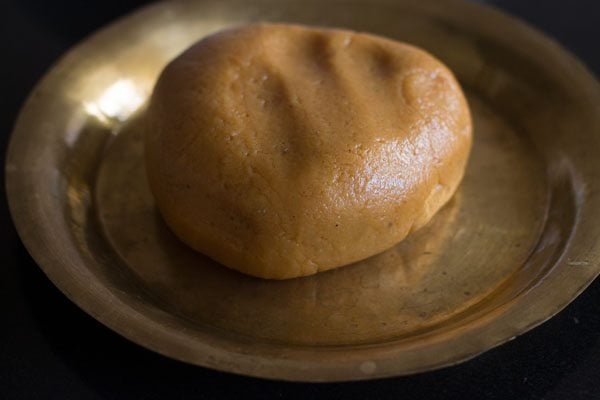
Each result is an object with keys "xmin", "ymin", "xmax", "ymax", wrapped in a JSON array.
[{"xmin": 1, "ymin": 1, "xmax": 599, "ymax": 399}]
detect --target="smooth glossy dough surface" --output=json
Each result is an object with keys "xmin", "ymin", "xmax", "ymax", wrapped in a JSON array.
[{"xmin": 145, "ymin": 23, "xmax": 472, "ymax": 279}]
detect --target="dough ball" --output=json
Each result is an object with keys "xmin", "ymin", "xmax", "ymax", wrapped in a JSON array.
[{"xmin": 145, "ymin": 23, "xmax": 472, "ymax": 279}]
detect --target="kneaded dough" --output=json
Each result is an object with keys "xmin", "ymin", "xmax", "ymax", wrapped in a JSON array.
[{"xmin": 145, "ymin": 23, "xmax": 472, "ymax": 279}]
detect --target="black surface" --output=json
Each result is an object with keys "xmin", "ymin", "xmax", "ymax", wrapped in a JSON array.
[{"xmin": 1, "ymin": 1, "xmax": 599, "ymax": 399}]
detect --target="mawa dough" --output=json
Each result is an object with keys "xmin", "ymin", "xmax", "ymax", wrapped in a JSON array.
[{"xmin": 145, "ymin": 24, "xmax": 472, "ymax": 279}]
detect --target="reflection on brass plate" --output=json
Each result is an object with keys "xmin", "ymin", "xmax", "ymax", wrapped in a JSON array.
[{"xmin": 6, "ymin": 0, "xmax": 600, "ymax": 381}]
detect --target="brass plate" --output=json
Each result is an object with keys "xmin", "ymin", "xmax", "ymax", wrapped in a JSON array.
[{"xmin": 6, "ymin": 0, "xmax": 600, "ymax": 381}]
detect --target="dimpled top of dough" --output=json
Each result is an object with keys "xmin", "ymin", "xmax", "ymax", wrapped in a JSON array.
[{"xmin": 145, "ymin": 23, "xmax": 472, "ymax": 279}]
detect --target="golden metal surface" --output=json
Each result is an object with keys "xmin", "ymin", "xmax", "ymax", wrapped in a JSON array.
[{"xmin": 6, "ymin": 0, "xmax": 600, "ymax": 381}]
